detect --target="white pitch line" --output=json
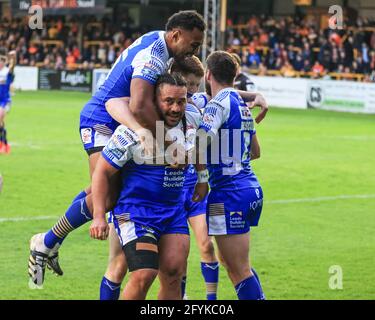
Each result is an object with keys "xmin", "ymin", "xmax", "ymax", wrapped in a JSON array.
[
  {"xmin": 1, "ymin": 194, "xmax": 374, "ymax": 223},
  {"xmin": 0, "ymin": 216, "xmax": 58, "ymax": 223}
]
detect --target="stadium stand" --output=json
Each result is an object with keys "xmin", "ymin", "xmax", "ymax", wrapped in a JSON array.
[
  {"xmin": 0, "ymin": 9, "xmax": 374, "ymax": 82},
  {"xmin": 226, "ymin": 15, "xmax": 375, "ymax": 82}
]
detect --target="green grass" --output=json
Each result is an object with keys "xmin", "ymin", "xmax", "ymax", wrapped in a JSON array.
[{"xmin": 0, "ymin": 90, "xmax": 374, "ymax": 300}]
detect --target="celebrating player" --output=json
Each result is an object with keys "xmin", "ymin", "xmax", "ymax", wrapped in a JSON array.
[
  {"xmin": 198, "ymin": 51, "xmax": 266, "ymax": 300},
  {"xmin": 0, "ymin": 49, "xmax": 15, "ymax": 154},
  {"xmin": 90, "ymin": 73, "xmax": 208, "ymax": 300},
  {"xmin": 28, "ymin": 10, "xmax": 206, "ymax": 290},
  {"xmin": 170, "ymin": 56, "xmax": 219, "ymax": 300}
]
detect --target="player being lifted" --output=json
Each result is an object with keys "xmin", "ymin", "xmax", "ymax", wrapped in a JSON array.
[
  {"xmin": 90, "ymin": 73, "xmax": 208, "ymax": 300},
  {"xmin": 28, "ymin": 10, "xmax": 206, "ymax": 291},
  {"xmin": 198, "ymin": 51, "xmax": 266, "ymax": 300},
  {"xmin": 0, "ymin": 49, "xmax": 16, "ymax": 154},
  {"xmin": 102, "ymin": 56, "xmax": 268, "ymax": 300}
]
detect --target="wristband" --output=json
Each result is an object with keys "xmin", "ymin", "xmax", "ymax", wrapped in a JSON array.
[{"xmin": 197, "ymin": 169, "xmax": 209, "ymax": 183}]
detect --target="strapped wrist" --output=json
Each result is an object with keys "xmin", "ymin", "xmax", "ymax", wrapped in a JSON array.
[{"xmin": 197, "ymin": 169, "xmax": 209, "ymax": 183}]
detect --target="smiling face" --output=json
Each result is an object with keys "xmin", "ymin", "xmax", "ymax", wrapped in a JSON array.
[
  {"xmin": 183, "ymin": 73, "xmax": 202, "ymax": 95},
  {"xmin": 169, "ymin": 28, "xmax": 204, "ymax": 60},
  {"xmin": 156, "ymin": 83, "xmax": 187, "ymax": 127}
]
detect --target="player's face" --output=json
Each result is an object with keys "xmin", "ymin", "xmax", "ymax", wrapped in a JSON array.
[
  {"xmin": 183, "ymin": 73, "xmax": 202, "ymax": 95},
  {"xmin": 172, "ymin": 28, "xmax": 204, "ymax": 59},
  {"xmin": 157, "ymin": 84, "xmax": 187, "ymax": 127}
]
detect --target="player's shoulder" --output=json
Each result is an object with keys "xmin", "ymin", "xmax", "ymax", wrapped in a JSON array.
[
  {"xmin": 112, "ymin": 125, "xmax": 139, "ymax": 147},
  {"xmin": 185, "ymin": 103, "xmax": 202, "ymax": 127},
  {"xmin": 186, "ymin": 103, "xmax": 201, "ymax": 115},
  {"xmin": 191, "ymin": 92, "xmax": 209, "ymax": 109},
  {"xmin": 209, "ymin": 88, "xmax": 235, "ymax": 110},
  {"xmin": 136, "ymin": 30, "xmax": 167, "ymax": 57}
]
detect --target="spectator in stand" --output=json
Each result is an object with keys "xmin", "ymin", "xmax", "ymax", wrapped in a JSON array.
[
  {"xmin": 294, "ymin": 54, "xmax": 304, "ymax": 72},
  {"xmin": 66, "ymin": 50, "xmax": 76, "ymax": 68},
  {"xmin": 280, "ymin": 61, "xmax": 296, "ymax": 77},
  {"xmin": 311, "ymin": 61, "xmax": 325, "ymax": 77}
]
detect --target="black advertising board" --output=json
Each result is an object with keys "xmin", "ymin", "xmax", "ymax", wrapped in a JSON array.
[
  {"xmin": 38, "ymin": 69, "xmax": 92, "ymax": 92},
  {"xmin": 38, "ymin": 68, "xmax": 60, "ymax": 90}
]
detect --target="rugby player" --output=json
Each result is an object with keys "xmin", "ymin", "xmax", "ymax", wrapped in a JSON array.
[
  {"xmin": 170, "ymin": 56, "xmax": 219, "ymax": 300},
  {"xmin": 198, "ymin": 51, "xmax": 266, "ymax": 300},
  {"xmin": 90, "ymin": 73, "xmax": 208, "ymax": 300},
  {"xmin": 28, "ymin": 10, "xmax": 206, "ymax": 291},
  {"xmin": 0, "ymin": 49, "xmax": 15, "ymax": 154},
  {"xmin": 103, "ymin": 56, "xmax": 267, "ymax": 300}
]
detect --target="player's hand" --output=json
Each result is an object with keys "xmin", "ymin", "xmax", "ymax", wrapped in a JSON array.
[
  {"xmin": 8, "ymin": 50, "xmax": 16, "ymax": 58},
  {"xmin": 90, "ymin": 217, "xmax": 109, "ymax": 240},
  {"xmin": 248, "ymin": 93, "xmax": 268, "ymax": 124},
  {"xmin": 192, "ymin": 182, "xmax": 208, "ymax": 202}
]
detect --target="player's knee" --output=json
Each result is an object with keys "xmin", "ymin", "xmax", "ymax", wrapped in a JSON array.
[
  {"xmin": 199, "ymin": 238, "xmax": 215, "ymax": 258},
  {"xmin": 160, "ymin": 255, "xmax": 186, "ymax": 281}
]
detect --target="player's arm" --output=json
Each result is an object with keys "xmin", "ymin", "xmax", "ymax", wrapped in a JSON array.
[
  {"xmin": 185, "ymin": 108, "xmax": 209, "ymax": 202},
  {"xmin": 250, "ymin": 133, "xmax": 260, "ymax": 160},
  {"xmin": 237, "ymin": 91, "xmax": 268, "ymax": 124},
  {"xmin": 8, "ymin": 50, "xmax": 16, "ymax": 74},
  {"xmin": 90, "ymin": 126, "xmax": 137, "ymax": 240},
  {"xmin": 129, "ymin": 78, "xmax": 160, "ymax": 135},
  {"xmin": 106, "ymin": 97, "xmax": 142, "ymax": 132},
  {"xmin": 90, "ymin": 156, "xmax": 119, "ymax": 240},
  {"xmin": 106, "ymin": 97, "xmax": 155, "ymax": 157}
]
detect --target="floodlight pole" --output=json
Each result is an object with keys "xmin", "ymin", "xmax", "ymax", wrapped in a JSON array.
[{"xmin": 202, "ymin": 0, "xmax": 218, "ymax": 64}]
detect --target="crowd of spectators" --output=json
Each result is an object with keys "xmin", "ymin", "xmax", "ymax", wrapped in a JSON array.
[
  {"xmin": 0, "ymin": 16, "xmax": 143, "ymax": 70},
  {"xmin": 226, "ymin": 15, "xmax": 375, "ymax": 81},
  {"xmin": 1, "ymin": 13, "xmax": 375, "ymax": 81}
]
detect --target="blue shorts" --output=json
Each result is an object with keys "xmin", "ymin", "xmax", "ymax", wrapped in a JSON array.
[
  {"xmin": 207, "ymin": 187, "xmax": 263, "ymax": 235},
  {"xmin": 0, "ymin": 99, "xmax": 11, "ymax": 111},
  {"xmin": 113, "ymin": 204, "xmax": 189, "ymax": 246},
  {"xmin": 183, "ymin": 185, "xmax": 208, "ymax": 219},
  {"xmin": 79, "ymin": 114, "xmax": 119, "ymax": 153}
]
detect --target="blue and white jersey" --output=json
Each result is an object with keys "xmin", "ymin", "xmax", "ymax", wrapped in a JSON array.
[
  {"xmin": 102, "ymin": 108, "xmax": 200, "ymax": 210},
  {"xmin": 0, "ymin": 66, "xmax": 14, "ymax": 103},
  {"xmin": 190, "ymin": 92, "xmax": 210, "ymax": 110},
  {"xmin": 81, "ymin": 31, "xmax": 170, "ymax": 123},
  {"xmin": 199, "ymin": 87, "xmax": 259, "ymax": 191},
  {"xmin": 184, "ymin": 103, "xmax": 202, "ymax": 188}
]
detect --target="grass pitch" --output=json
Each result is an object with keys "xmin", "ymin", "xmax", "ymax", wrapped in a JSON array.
[{"xmin": 0, "ymin": 90, "xmax": 374, "ymax": 300}]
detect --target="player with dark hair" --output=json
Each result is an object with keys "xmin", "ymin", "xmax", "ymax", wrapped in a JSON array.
[
  {"xmin": 28, "ymin": 10, "xmax": 206, "ymax": 292},
  {"xmin": 170, "ymin": 56, "xmax": 219, "ymax": 300},
  {"xmin": 0, "ymin": 49, "xmax": 15, "ymax": 154},
  {"xmin": 90, "ymin": 73, "xmax": 208, "ymax": 300},
  {"xmin": 198, "ymin": 51, "xmax": 266, "ymax": 300}
]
